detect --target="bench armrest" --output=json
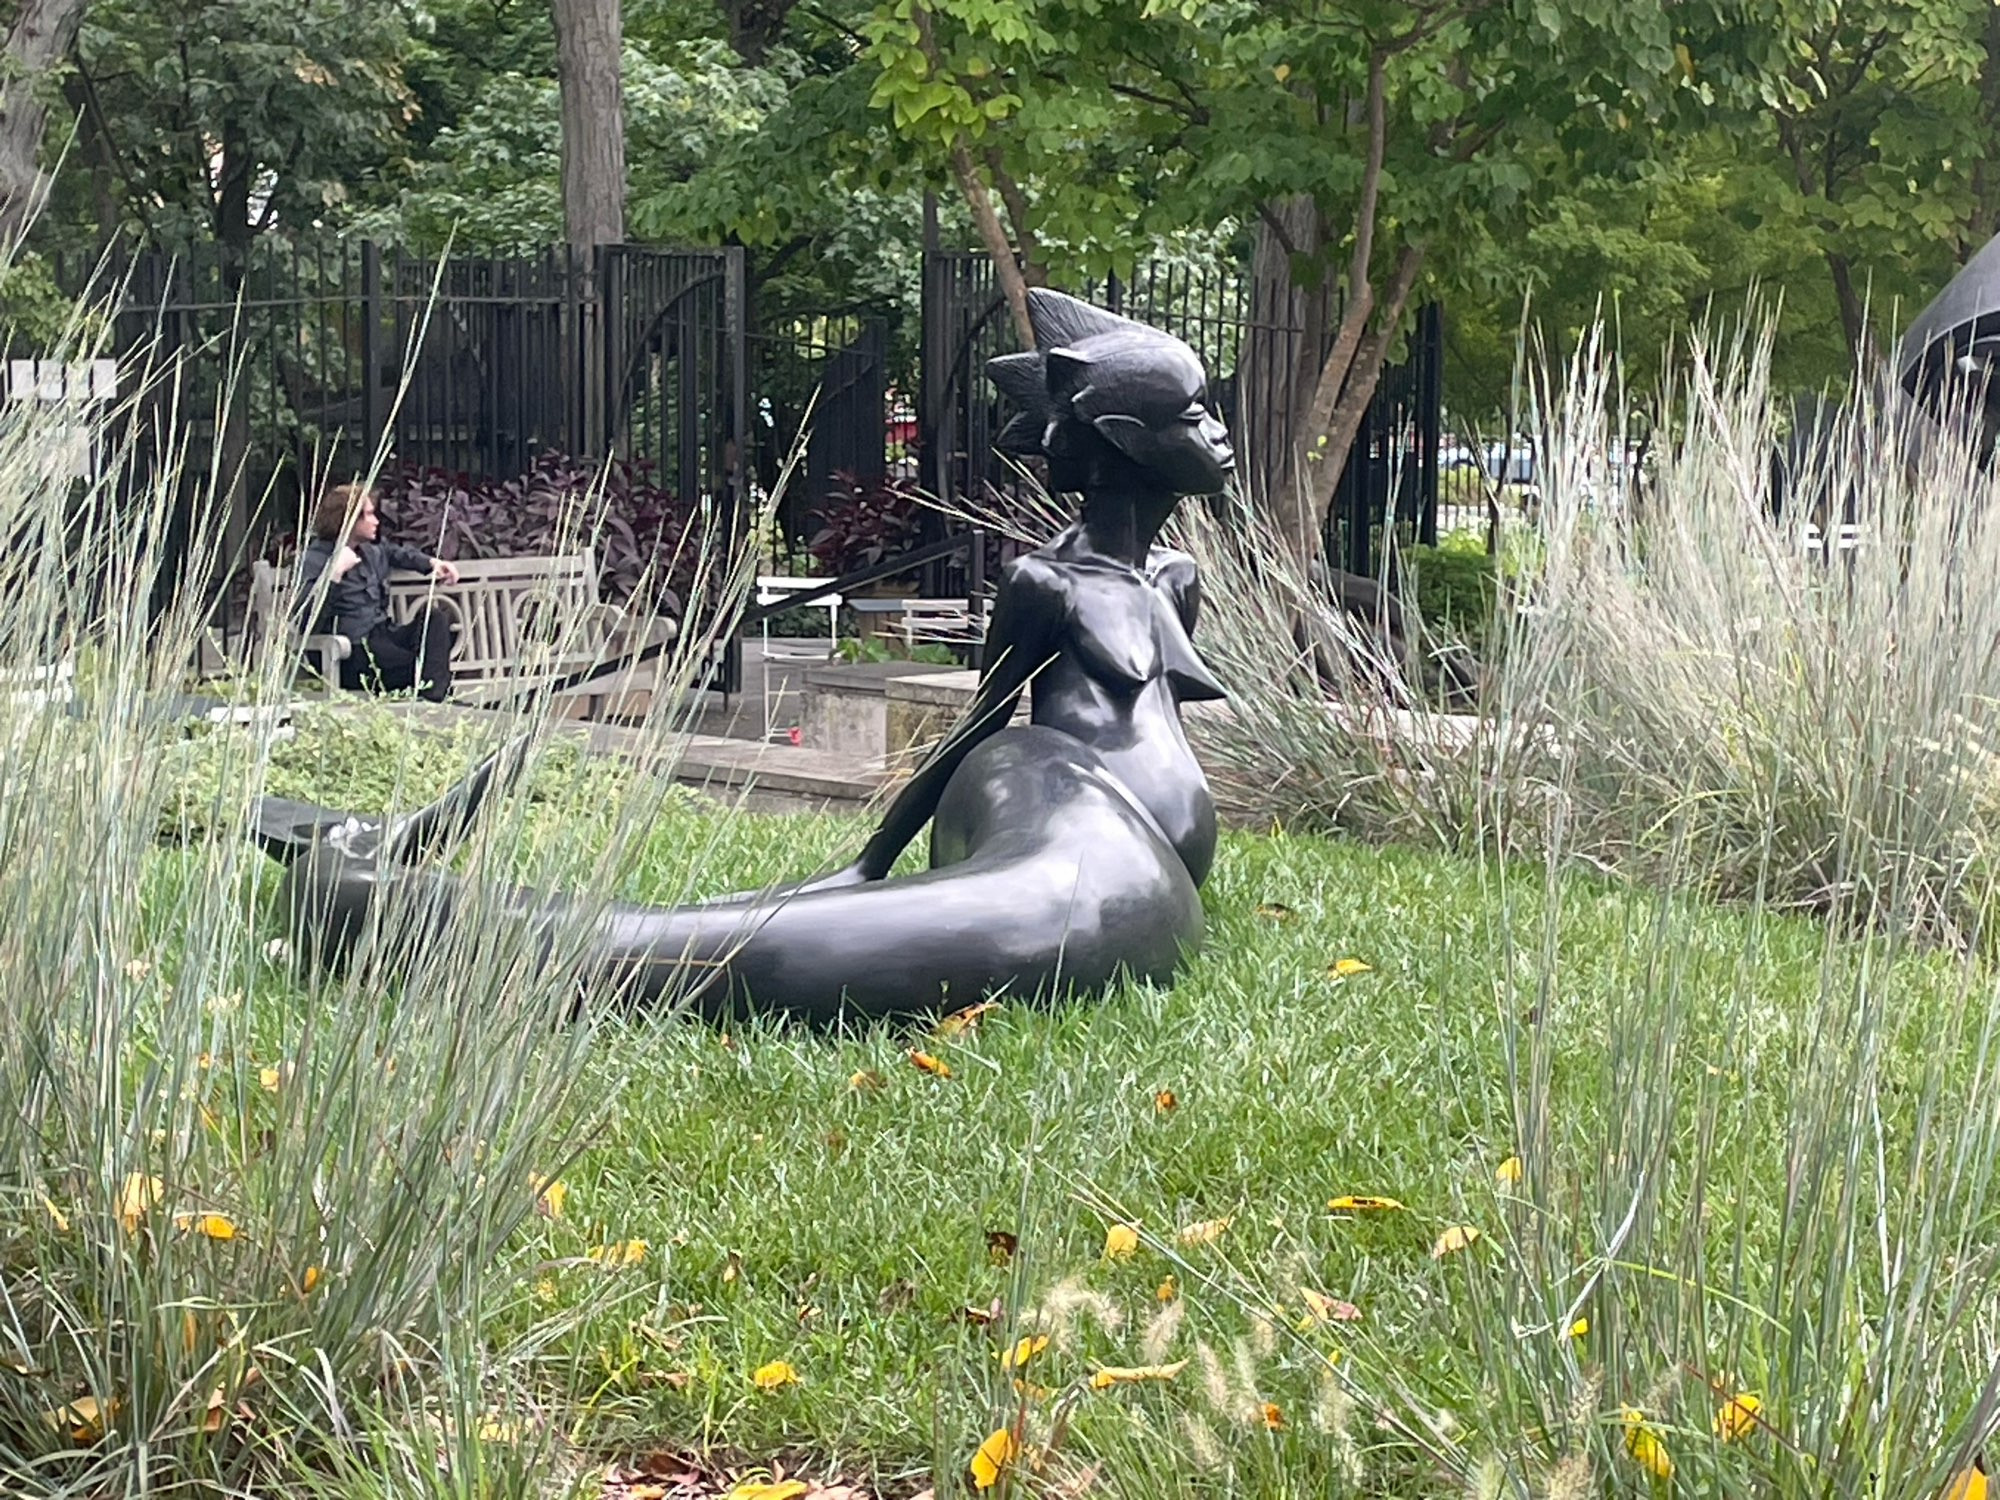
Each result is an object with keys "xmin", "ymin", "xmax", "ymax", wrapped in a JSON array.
[{"xmin": 300, "ymin": 631, "xmax": 352, "ymax": 687}]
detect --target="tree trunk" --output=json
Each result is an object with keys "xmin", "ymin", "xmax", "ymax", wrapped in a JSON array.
[
  {"xmin": 1974, "ymin": 1, "xmax": 2000, "ymax": 249},
  {"xmin": 552, "ymin": 0, "xmax": 625, "ymax": 249},
  {"xmin": 951, "ymin": 144, "xmax": 1034, "ymax": 347},
  {"xmin": 0, "ymin": 0, "xmax": 93, "ymax": 250},
  {"xmin": 1242, "ymin": 195, "xmax": 1328, "ymax": 544},
  {"xmin": 1825, "ymin": 249, "xmax": 1869, "ymax": 366}
]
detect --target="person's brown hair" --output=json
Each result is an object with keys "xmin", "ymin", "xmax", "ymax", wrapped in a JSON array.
[{"xmin": 310, "ymin": 481, "xmax": 372, "ymax": 542}]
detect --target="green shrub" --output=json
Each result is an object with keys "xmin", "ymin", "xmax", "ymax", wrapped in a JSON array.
[{"xmin": 1402, "ymin": 532, "xmax": 1497, "ymax": 637}]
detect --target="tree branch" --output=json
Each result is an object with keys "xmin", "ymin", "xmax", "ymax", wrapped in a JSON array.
[{"xmin": 983, "ymin": 144, "xmax": 1042, "ymax": 284}]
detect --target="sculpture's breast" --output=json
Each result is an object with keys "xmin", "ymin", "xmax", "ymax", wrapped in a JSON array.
[{"xmin": 1066, "ymin": 572, "xmax": 1161, "ymax": 693}]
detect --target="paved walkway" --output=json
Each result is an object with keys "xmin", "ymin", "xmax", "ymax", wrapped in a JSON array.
[{"xmin": 382, "ymin": 639, "xmax": 898, "ymax": 815}]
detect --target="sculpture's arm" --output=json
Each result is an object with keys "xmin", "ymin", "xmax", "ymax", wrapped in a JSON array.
[{"xmin": 817, "ymin": 561, "xmax": 1059, "ymax": 886}]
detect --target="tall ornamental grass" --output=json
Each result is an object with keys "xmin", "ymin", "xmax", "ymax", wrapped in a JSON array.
[{"xmin": 0, "ymin": 307, "xmax": 754, "ymax": 1494}]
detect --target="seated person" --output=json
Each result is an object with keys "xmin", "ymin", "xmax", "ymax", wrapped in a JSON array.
[{"xmin": 294, "ymin": 481, "xmax": 460, "ymax": 702}]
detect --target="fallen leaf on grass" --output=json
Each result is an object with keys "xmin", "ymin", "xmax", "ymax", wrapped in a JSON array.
[
  {"xmin": 970, "ymin": 1428, "xmax": 1019, "ymax": 1490},
  {"xmin": 41, "ymin": 1193, "xmax": 68, "ymax": 1233},
  {"xmin": 201, "ymin": 1387, "xmax": 229, "ymax": 1434},
  {"xmin": 726, "ymin": 1483, "xmax": 808, "ymax": 1500},
  {"xmin": 985, "ymin": 1228, "xmax": 1018, "ymax": 1265},
  {"xmin": 1090, "ymin": 1359, "xmax": 1188, "ymax": 1390},
  {"xmin": 301, "ymin": 1265, "xmax": 324, "ymax": 1295},
  {"xmin": 1495, "ymin": 1155, "xmax": 1523, "ymax": 1185},
  {"xmin": 258, "ymin": 1064, "xmax": 286, "ymax": 1092},
  {"xmin": 998, "ymin": 1334, "xmax": 1049, "ymax": 1370},
  {"xmin": 174, "ymin": 1212, "xmax": 237, "ymax": 1241},
  {"xmin": 1567, "ymin": 1317, "xmax": 1589, "ymax": 1339},
  {"xmin": 1946, "ymin": 1459, "xmax": 1990, "ymax": 1500},
  {"xmin": 1254, "ymin": 902, "xmax": 1297, "ymax": 921},
  {"xmin": 959, "ymin": 1298, "xmax": 1003, "ymax": 1327},
  {"xmin": 751, "ymin": 1360, "xmax": 798, "ymax": 1391},
  {"xmin": 1156, "ymin": 1275, "xmax": 1178, "ymax": 1302},
  {"xmin": 908, "ymin": 1050, "xmax": 951, "ymax": 1079},
  {"xmin": 1178, "ymin": 1217, "xmax": 1231, "ymax": 1247},
  {"xmin": 1153, "ymin": 1089, "xmax": 1178, "ymax": 1113},
  {"xmin": 1326, "ymin": 1195, "xmax": 1404, "ymax": 1213},
  {"xmin": 1102, "ymin": 1223, "xmax": 1140, "ymax": 1260},
  {"xmin": 1714, "ymin": 1391, "xmax": 1762, "ymax": 1442},
  {"xmin": 43, "ymin": 1394, "xmax": 111, "ymax": 1442},
  {"xmin": 848, "ymin": 1069, "xmax": 885, "ymax": 1091},
  {"xmin": 531, "ymin": 1175, "xmax": 568, "ymax": 1219},
  {"xmin": 1430, "ymin": 1225, "xmax": 1482, "ymax": 1258},
  {"xmin": 586, "ymin": 1240, "xmax": 649, "ymax": 1267},
  {"xmin": 116, "ymin": 1175, "xmax": 162, "ymax": 1233},
  {"xmin": 1261, "ymin": 1402, "xmax": 1284, "ymax": 1430},
  {"xmin": 935, "ymin": 1001, "xmax": 998, "ymax": 1037},
  {"xmin": 1328, "ymin": 958, "xmax": 1373, "ymax": 978},
  {"xmin": 1299, "ymin": 1289, "xmax": 1362, "ymax": 1324},
  {"xmin": 1621, "ymin": 1408, "xmax": 1673, "ymax": 1480}
]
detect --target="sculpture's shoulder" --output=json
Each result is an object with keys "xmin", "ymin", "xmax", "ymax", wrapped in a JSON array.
[{"xmin": 1145, "ymin": 546, "xmax": 1203, "ymax": 633}]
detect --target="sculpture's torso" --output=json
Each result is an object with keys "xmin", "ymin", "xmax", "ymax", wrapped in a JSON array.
[{"xmin": 1005, "ymin": 539, "xmax": 1224, "ymax": 886}]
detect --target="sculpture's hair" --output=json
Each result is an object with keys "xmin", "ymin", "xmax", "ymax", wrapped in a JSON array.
[{"xmin": 987, "ymin": 289, "xmax": 1154, "ymax": 456}]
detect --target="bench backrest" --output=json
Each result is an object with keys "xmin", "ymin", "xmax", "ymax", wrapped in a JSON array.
[
  {"xmin": 388, "ymin": 550, "xmax": 602, "ymax": 682},
  {"xmin": 249, "ymin": 550, "xmax": 604, "ymax": 684}
]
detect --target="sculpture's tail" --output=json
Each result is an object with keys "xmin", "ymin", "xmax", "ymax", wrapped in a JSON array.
[{"xmin": 381, "ymin": 735, "xmax": 534, "ymax": 862}]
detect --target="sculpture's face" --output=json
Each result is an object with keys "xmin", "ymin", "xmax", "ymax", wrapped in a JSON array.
[{"xmin": 1050, "ymin": 329, "xmax": 1236, "ymax": 496}]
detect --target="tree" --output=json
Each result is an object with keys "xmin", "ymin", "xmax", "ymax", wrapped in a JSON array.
[
  {"xmin": 551, "ymin": 0, "xmax": 625, "ymax": 247},
  {"xmin": 0, "ymin": 0, "xmax": 94, "ymax": 249},
  {"xmin": 63, "ymin": 0, "xmax": 414, "ymax": 252}
]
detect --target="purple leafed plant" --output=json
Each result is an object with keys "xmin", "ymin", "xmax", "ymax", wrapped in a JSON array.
[
  {"xmin": 806, "ymin": 472, "xmax": 928, "ymax": 582},
  {"xmin": 372, "ymin": 454, "xmax": 705, "ymax": 615}
]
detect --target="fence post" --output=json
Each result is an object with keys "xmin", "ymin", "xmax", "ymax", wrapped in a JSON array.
[
  {"xmin": 360, "ymin": 242, "xmax": 384, "ymax": 464},
  {"xmin": 602, "ymin": 245, "xmax": 626, "ymax": 459},
  {"xmin": 722, "ymin": 244, "xmax": 749, "ymax": 695},
  {"xmin": 580, "ymin": 245, "xmax": 607, "ymax": 458}
]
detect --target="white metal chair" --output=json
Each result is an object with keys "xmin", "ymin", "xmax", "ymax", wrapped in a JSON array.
[{"xmin": 755, "ymin": 575, "xmax": 842, "ymax": 741}]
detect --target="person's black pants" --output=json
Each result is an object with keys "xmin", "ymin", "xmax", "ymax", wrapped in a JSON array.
[{"xmin": 340, "ymin": 605, "xmax": 456, "ymax": 702}]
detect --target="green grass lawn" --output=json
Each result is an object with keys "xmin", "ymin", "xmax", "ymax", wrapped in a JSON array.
[{"xmin": 120, "ymin": 714, "xmax": 1988, "ymax": 1497}]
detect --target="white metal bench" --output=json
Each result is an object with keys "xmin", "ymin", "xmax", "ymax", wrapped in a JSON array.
[{"xmin": 247, "ymin": 549, "xmax": 672, "ymax": 710}]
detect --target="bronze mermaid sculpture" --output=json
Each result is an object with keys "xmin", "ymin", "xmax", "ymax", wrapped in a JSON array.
[{"xmin": 255, "ymin": 290, "xmax": 1236, "ymax": 1021}]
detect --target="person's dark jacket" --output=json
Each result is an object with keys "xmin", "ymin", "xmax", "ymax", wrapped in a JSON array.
[{"xmin": 294, "ymin": 537, "xmax": 435, "ymax": 639}]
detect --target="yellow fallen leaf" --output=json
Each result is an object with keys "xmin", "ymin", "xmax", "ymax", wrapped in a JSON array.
[
  {"xmin": 935, "ymin": 1000, "xmax": 998, "ymax": 1037},
  {"xmin": 1327, "ymin": 1195, "xmax": 1404, "ymax": 1213},
  {"xmin": 1178, "ymin": 1216, "xmax": 1231, "ymax": 1247},
  {"xmin": 1300, "ymin": 1289, "xmax": 1362, "ymax": 1324},
  {"xmin": 44, "ymin": 1394, "xmax": 110, "ymax": 1442},
  {"xmin": 531, "ymin": 1175, "xmax": 567, "ymax": 1219},
  {"xmin": 998, "ymin": 1334, "xmax": 1049, "ymax": 1370},
  {"xmin": 182, "ymin": 1310, "xmax": 200, "ymax": 1353},
  {"xmin": 1328, "ymin": 958, "xmax": 1372, "ymax": 978},
  {"xmin": 1495, "ymin": 1155, "xmax": 1523, "ymax": 1185},
  {"xmin": 41, "ymin": 1193, "xmax": 69, "ymax": 1233},
  {"xmin": 1103, "ymin": 1222, "xmax": 1140, "ymax": 1260},
  {"xmin": 727, "ymin": 1483, "xmax": 809, "ymax": 1500},
  {"xmin": 1946, "ymin": 1459, "xmax": 1990, "ymax": 1500},
  {"xmin": 970, "ymin": 1427, "xmax": 1019, "ymax": 1489},
  {"xmin": 258, "ymin": 1065, "xmax": 283, "ymax": 1092},
  {"xmin": 1568, "ymin": 1316, "xmax": 1589, "ymax": 1339},
  {"xmin": 1154, "ymin": 1088, "xmax": 1178, "ymax": 1113},
  {"xmin": 1622, "ymin": 1408, "xmax": 1673, "ymax": 1480},
  {"xmin": 1714, "ymin": 1391, "xmax": 1761, "ymax": 1443},
  {"xmin": 301, "ymin": 1265, "xmax": 324, "ymax": 1295},
  {"xmin": 908, "ymin": 1049, "xmax": 952, "ymax": 1078},
  {"xmin": 751, "ymin": 1359, "xmax": 798, "ymax": 1391},
  {"xmin": 1156, "ymin": 1275, "xmax": 1178, "ymax": 1302},
  {"xmin": 849, "ymin": 1069, "xmax": 886, "ymax": 1091},
  {"xmin": 1090, "ymin": 1358, "xmax": 1188, "ymax": 1390},
  {"xmin": 1431, "ymin": 1225, "xmax": 1482, "ymax": 1258},
  {"xmin": 201, "ymin": 1386, "xmax": 228, "ymax": 1433},
  {"xmin": 174, "ymin": 1212, "xmax": 237, "ymax": 1241},
  {"xmin": 1262, "ymin": 1401, "xmax": 1285, "ymax": 1430},
  {"xmin": 116, "ymin": 1175, "xmax": 162, "ymax": 1233},
  {"xmin": 585, "ymin": 1239, "xmax": 649, "ymax": 1267}
]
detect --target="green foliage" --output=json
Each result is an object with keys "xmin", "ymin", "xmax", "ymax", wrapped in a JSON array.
[
  {"xmin": 0, "ymin": 253, "xmax": 83, "ymax": 355},
  {"xmin": 1402, "ymin": 533, "xmax": 1497, "ymax": 638},
  {"xmin": 62, "ymin": 0, "xmax": 417, "ymax": 246},
  {"xmin": 834, "ymin": 634, "xmax": 958, "ymax": 666}
]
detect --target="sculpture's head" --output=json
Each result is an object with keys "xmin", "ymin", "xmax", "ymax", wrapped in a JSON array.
[{"xmin": 987, "ymin": 289, "xmax": 1235, "ymax": 495}]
